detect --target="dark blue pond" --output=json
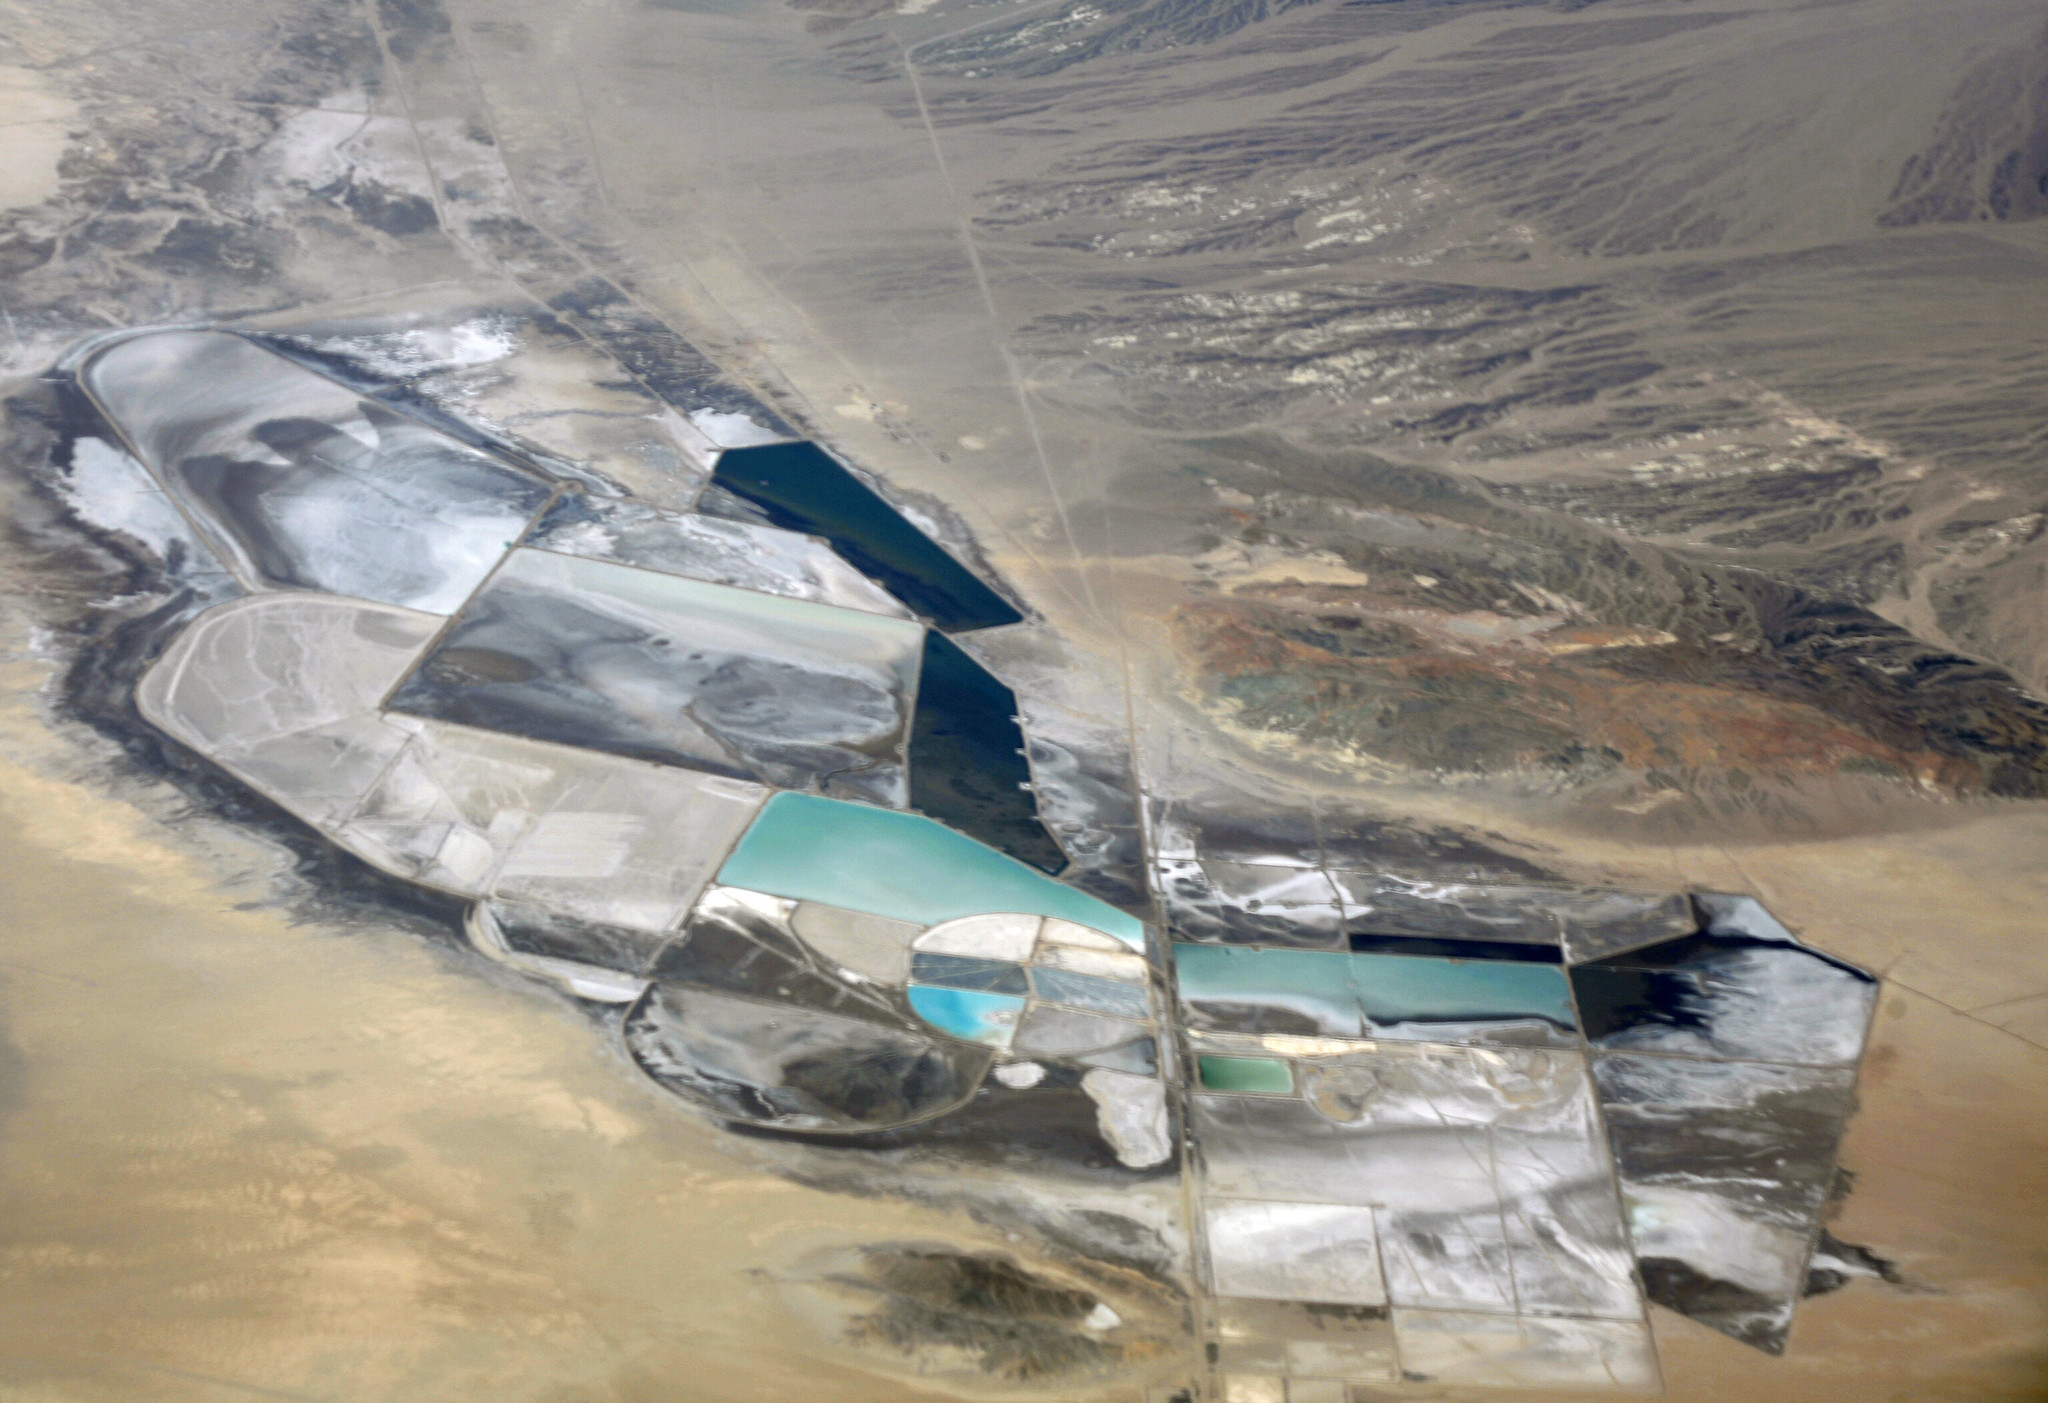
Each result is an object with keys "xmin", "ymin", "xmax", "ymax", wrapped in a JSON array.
[
  {"xmin": 709, "ymin": 442, "xmax": 1023, "ymax": 632},
  {"xmin": 908, "ymin": 631, "xmax": 1066, "ymax": 873}
]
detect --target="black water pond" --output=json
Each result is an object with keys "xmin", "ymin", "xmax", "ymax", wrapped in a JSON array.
[{"xmin": 711, "ymin": 443, "xmax": 1022, "ymax": 631}]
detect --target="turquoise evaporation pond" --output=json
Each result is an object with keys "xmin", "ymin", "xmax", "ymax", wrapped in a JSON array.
[
  {"xmin": 906, "ymin": 986, "xmax": 1024, "ymax": 1047},
  {"xmin": 1173, "ymin": 944, "xmax": 1577, "ymax": 1029},
  {"xmin": 717, "ymin": 791, "xmax": 1145, "ymax": 946}
]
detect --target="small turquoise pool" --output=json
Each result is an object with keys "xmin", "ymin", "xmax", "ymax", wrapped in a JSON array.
[{"xmin": 906, "ymin": 986, "xmax": 1024, "ymax": 1047}]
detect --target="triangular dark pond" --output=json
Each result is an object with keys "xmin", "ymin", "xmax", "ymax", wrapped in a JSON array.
[{"xmin": 710, "ymin": 442, "xmax": 1023, "ymax": 631}]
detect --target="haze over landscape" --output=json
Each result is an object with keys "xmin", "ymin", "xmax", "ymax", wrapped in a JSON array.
[{"xmin": 1, "ymin": 0, "xmax": 2047, "ymax": 1398}]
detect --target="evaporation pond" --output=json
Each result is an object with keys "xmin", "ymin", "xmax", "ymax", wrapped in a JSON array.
[
  {"xmin": 385, "ymin": 549, "xmax": 923, "ymax": 805},
  {"xmin": 906, "ymin": 986, "xmax": 1024, "ymax": 1047},
  {"xmin": 711, "ymin": 442, "xmax": 1021, "ymax": 632},
  {"xmin": 907, "ymin": 630, "xmax": 1063, "ymax": 872},
  {"xmin": 718, "ymin": 791, "xmax": 1143, "ymax": 944},
  {"xmin": 84, "ymin": 330, "xmax": 552, "ymax": 614},
  {"xmin": 1175, "ymin": 945, "xmax": 1576, "ymax": 1028},
  {"xmin": 1197, "ymin": 1055, "xmax": 1295, "ymax": 1094}
]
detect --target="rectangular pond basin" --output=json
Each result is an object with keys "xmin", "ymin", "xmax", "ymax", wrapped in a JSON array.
[{"xmin": 1175, "ymin": 945, "xmax": 1577, "ymax": 1042}]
